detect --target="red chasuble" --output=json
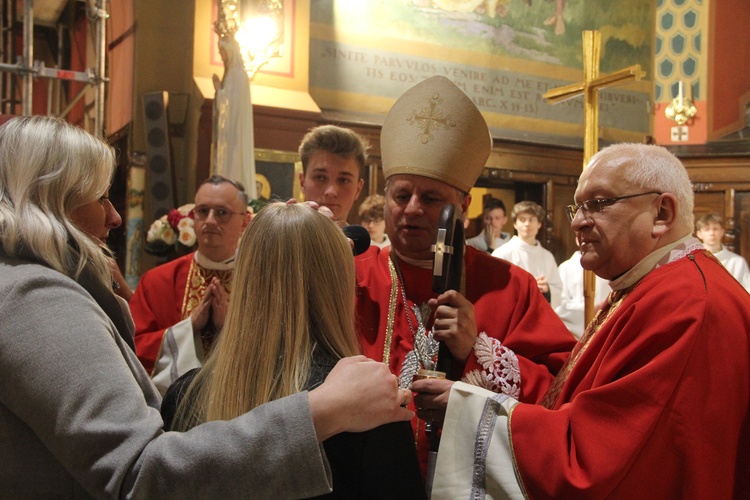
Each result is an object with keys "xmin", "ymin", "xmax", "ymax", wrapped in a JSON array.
[
  {"xmin": 130, "ymin": 253, "xmax": 232, "ymax": 373},
  {"xmin": 130, "ymin": 254, "xmax": 193, "ymax": 372},
  {"xmin": 510, "ymin": 250, "xmax": 750, "ymax": 498},
  {"xmin": 355, "ymin": 245, "xmax": 576, "ymax": 469}
]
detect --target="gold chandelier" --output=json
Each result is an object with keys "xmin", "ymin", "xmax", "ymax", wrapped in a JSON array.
[{"xmin": 665, "ymin": 81, "xmax": 697, "ymax": 126}]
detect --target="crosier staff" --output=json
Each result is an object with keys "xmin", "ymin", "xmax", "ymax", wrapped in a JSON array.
[
  {"xmin": 430, "ymin": 203, "xmax": 464, "ymax": 376},
  {"xmin": 422, "ymin": 203, "xmax": 464, "ymax": 496}
]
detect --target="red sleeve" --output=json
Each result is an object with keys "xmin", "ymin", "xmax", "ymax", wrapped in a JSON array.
[
  {"xmin": 465, "ymin": 248, "xmax": 576, "ymax": 403},
  {"xmin": 129, "ymin": 257, "xmax": 188, "ymax": 373}
]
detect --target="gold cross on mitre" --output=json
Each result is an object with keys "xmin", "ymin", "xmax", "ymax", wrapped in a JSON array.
[{"xmin": 543, "ymin": 30, "xmax": 646, "ymax": 326}]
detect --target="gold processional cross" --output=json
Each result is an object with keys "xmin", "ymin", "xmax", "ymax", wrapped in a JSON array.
[{"xmin": 543, "ymin": 30, "xmax": 645, "ymax": 326}]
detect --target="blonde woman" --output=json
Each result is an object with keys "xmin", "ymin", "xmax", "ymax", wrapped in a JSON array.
[
  {"xmin": 165, "ymin": 203, "xmax": 425, "ymax": 499},
  {"xmin": 0, "ymin": 116, "xmax": 412, "ymax": 498}
]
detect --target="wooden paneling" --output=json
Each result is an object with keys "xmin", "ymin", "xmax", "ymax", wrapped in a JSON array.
[
  {"xmin": 486, "ymin": 143, "xmax": 583, "ymax": 178},
  {"xmin": 737, "ymin": 193, "xmax": 750, "ymax": 260},
  {"xmin": 253, "ymin": 104, "xmax": 322, "ymax": 152},
  {"xmin": 693, "ymin": 191, "xmax": 725, "ymax": 220},
  {"xmin": 678, "ymin": 148, "xmax": 750, "ymax": 261},
  {"xmin": 552, "ymin": 183, "xmax": 579, "ymax": 265}
]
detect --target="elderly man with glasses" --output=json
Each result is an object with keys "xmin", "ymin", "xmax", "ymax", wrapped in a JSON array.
[
  {"xmin": 130, "ymin": 175, "xmax": 251, "ymax": 393},
  {"xmin": 415, "ymin": 143, "xmax": 750, "ymax": 499}
]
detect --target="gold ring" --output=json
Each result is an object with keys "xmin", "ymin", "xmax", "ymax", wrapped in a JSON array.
[{"xmin": 400, "ymin": 388, "xmax": 410, "ymax": 407}]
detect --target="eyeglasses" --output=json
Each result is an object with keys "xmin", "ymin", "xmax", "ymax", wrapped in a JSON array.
[
  {"xmin": 192, "ymin": 205, "xmax": 245, "ymax": 223},
  {"xmin": 565, "ymin": 191, "xmax": 661, "ymax": 222},
  {"xmin": 361, "ymin": 218, "xmax": 384, "ymax": 225}
]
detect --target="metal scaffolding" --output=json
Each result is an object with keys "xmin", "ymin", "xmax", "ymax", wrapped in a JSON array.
[{"xmin": 0, "ymin": 0, "xmax": 108, "ymax": 136}]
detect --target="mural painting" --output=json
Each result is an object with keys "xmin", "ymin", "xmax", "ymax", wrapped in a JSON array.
[{"xmin": 309, "ymin": 0, "xmax": 654, "ymax": 146}]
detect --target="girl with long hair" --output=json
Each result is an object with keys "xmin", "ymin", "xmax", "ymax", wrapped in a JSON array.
[{"xmin": 166, "ymin": 203, "xmax": 425, "ymax": 499}]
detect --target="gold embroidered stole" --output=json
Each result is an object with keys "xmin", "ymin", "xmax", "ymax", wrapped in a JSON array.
[
  {"xmin": 180, "ymin": 259, "xmax": 233, "ymax": 353},
  {"xmin": 383, "ymin": 256, "xmax": 400, "ymax": 366},
  {"xmin": 539, "ymin": 286, "xmax": 633, "ymax": 409},
  {"xmin": 385, "ymin": 253, "xmax": 466, "ymax": 453},
  {"xmin": 180, "ymin": 259, "xmax": 233, "ymax": 318},
  {"xmin": 383, "ymin": 254, "xmax": 465, "ymax": 367}
]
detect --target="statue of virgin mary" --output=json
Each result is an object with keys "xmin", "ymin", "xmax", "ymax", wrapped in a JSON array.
[{"xmin": 211, "ymin": 33, "xmax": 258, "ymax": 199}]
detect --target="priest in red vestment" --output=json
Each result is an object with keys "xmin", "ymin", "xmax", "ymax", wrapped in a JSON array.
[
  {"xmin": 356, "ymin": 76, "xmax": 576, "ymax": 473},
  {"xmin": 414, "ymin": 143, "xmax": 750, "ymax": 499},
  {"xmin": 129, "ymin": 176, "xmax": 251, "ymax": 393}
]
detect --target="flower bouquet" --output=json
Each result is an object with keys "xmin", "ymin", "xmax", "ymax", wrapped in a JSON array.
[{"xmin": 145, "ymin": 204, "xmax": 197, "ymax": 257}]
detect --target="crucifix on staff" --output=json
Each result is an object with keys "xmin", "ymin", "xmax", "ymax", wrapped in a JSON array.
[{"xmin": 543, "ymin": 30, "xmax": 646, "ymax": 326}]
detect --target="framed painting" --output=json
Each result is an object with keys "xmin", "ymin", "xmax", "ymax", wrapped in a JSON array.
[{"xmin": 254, "ymin": 148, "xmax": 302, "ymax": 202}]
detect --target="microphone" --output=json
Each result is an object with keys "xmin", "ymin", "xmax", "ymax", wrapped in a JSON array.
[{"xmin": 343, "ymin": 224, "xmax": 371, "ymax": 256}]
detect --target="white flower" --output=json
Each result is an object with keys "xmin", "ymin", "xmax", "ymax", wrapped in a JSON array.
[
  {"xmin": 161, "ymin": 226, "xmax": 177, "ymax": 245},
  {"xmin": 178, "ymin": 226, "xmax": 196, "ymax": 247},
  {"xmin": 177, "ymin": 203, "xmax": 195, "ymax": 216},
  {"xmin": 146, "ymin": 217, "xmax": 169, "ymax": 242},
  {"xmin": 177, "ymin": 217, "xmax": 194, "ymax": 231}
]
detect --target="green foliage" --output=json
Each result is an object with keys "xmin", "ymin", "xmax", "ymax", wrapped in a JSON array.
[{"xmin": 248, "ymin": 198, "xmax": 268, "ymax": 215}]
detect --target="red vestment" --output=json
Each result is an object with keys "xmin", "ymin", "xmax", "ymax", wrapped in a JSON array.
[
  {"xmin": 130, "ymin": 253, "xmax": 232, "ymax": 373},
  {"xmin": 508, "ymin": 250, "xmax": 750, "ymax": 498},
  {"xmin": 355, "ymin": 246, "xmax": 575, "ymax": 469}
]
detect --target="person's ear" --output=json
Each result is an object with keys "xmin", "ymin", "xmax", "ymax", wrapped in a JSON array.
[
  {"xmin": 298, "ymin": 171, "xmax": 306, "ymax": 194},
  {"xmin": 653, "ymin": 193, "xmax": 678, "ymax": 237},
  {"xmin": 354, "ymin": 178, "xmax": 365, "ymax": 199},
  {"xmin": 459, "ymin": 193, "xmax": 472, "ymax": 223},
  {"xmin": 242, "ymin": 209, "xmax": 253, "ymax": 228}
]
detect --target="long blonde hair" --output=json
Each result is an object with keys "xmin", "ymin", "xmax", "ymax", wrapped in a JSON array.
[
  {"xmin": 173, "ymin": 203, "xmax": 360, "ymax": 429},
  {"xmin": 0, "ymin": 116, "xmax": 115, "ymax": 284}
]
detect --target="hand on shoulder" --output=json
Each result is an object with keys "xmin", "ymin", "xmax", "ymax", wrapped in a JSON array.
[{"xmin": 308, "ymin": 355, "xmax": 413, "ymax": 441}]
